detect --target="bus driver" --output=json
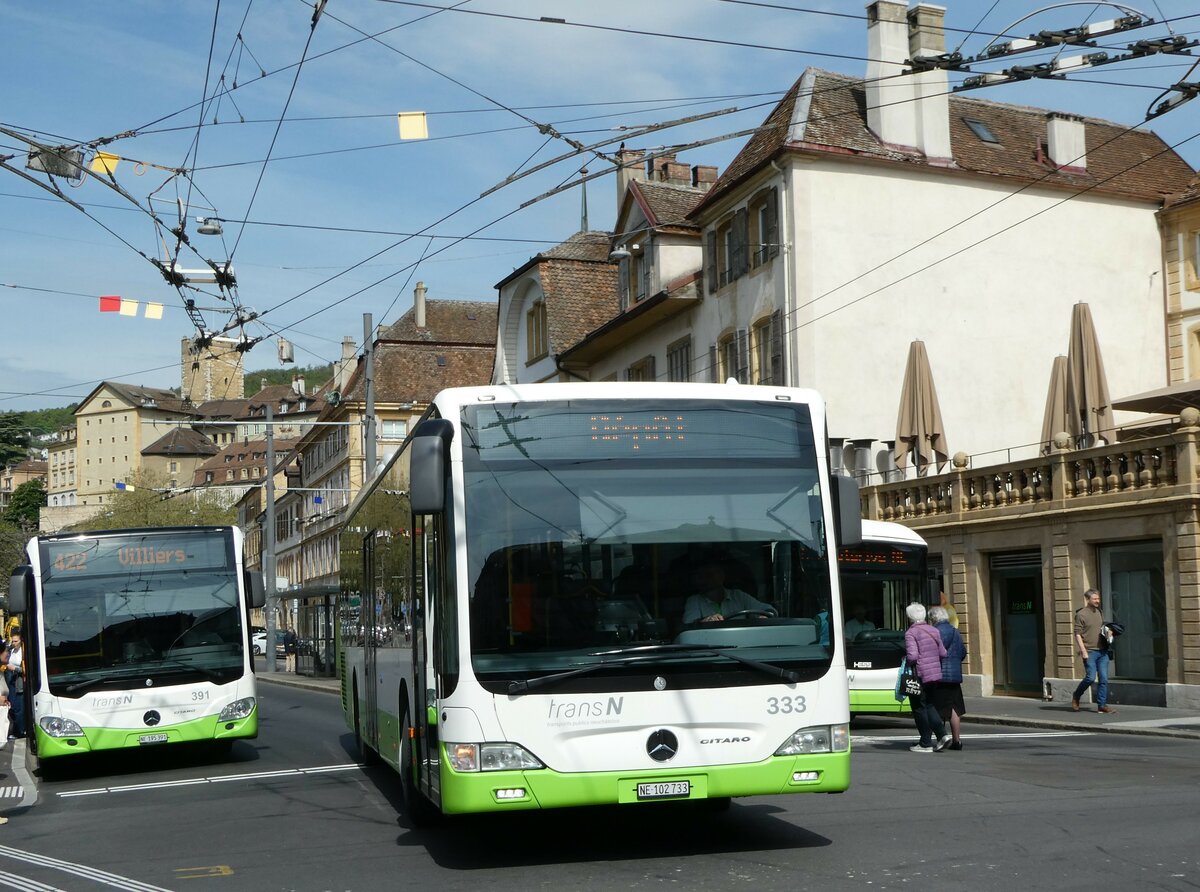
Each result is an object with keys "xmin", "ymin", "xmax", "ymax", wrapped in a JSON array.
[{"xmin": 682, "ymin": 557, "xmax": 772, "ymax": 624}]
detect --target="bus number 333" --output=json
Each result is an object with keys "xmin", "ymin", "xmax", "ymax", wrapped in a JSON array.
[{"xmin": 766, "ymin": 695, "xmax": 807, "ymax": 715}]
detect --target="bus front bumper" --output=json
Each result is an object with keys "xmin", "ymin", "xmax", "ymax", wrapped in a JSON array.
[
  {"xmin": 849, "ymin": 690, "xmax": 910, "ymax": 714},
  {"xmin": 439, "ymin": 751, "xmax": 850, "ymax": 813},
  {"xmin": 35, "ymin": 709, "xmax": 258, "ymax": 759}
]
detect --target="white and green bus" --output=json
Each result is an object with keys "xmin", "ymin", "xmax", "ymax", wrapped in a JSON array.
[
  {"xmin": 840, "ymin": 520, "xmax": 929, "ymax": 717},
  {"xmin": 8, "ymin": 526, "xmax": 265, "ymax": 763},
  {"xmin": 338, "ymin": 382, "xmax": 862, "ymax": 820}
]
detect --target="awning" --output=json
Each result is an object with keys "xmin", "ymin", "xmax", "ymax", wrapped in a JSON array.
[
  {"xmin": 894, "ymin": 340, "xmax": 949, "ymax": 477},
  {"xmin": 1065, "ymin": 302, "xmax": 1114, "ymax": 447},
  {"xmin": 1039, "ymin": 354, "xmax": 1070, "ymax": 454},
  {"xmin": 1112, "ymin": 380, "xmax": 1200, "ymax": 414}
]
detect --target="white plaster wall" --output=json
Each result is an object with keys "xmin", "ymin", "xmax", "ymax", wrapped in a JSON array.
[
  {"xmin": 587, "ymin": 311, "xmax": 701, "ymax": 383},
  {"xmin": 656, "ymin": 234, "xmax": 702, "ymax": 289},
  {"xmin": 787, "ymin": 159, "xmax": 1167, "ymax": 461}
]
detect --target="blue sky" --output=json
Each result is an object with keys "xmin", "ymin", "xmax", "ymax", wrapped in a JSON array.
[{"xmin": 2, "ymin": 0, "xmax": 1198, "ymax": 411}]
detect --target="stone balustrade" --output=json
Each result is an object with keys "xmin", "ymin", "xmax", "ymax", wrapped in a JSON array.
[{"xmin": 861, "ymin": 409, "xmax": 1200, "ymax": 523}]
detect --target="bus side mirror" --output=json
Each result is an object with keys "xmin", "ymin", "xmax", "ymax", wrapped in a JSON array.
[
  {"xmin": 9, "ymin": 565, "xmax": 31, "ymax": 615},
  {"xmin": 831, "ymin": 474, "xmax": 862, "ymax": 547},
  {"xmin": 247, "ymin": 570, "xmax": 266, "ymax": 609},
  {"xmin": 410, "ymin": 419, "xmax": 454, "ymax": 514}
]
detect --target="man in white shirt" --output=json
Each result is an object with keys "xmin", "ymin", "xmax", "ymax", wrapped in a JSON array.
[
  {"xmin": 844, "ymin": 603, "xmax": 877, "ymax": 641},
  {"xmin": 682, "ymin": 558, "xmax": 772, "ymax": 624}
]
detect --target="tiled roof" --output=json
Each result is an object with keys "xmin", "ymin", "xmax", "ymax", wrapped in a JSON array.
[
  {"xmin": 1164, "ymin": 174, "xmax": 1200, "ymax": 209},
  {"xmin": 89, "ymin": 382, "xmax": 190, "ymax": 414},
  {"xmin": 695, "ymin": 68, "xmax": 1195, "ymax": 214},
  {"xmin": 142, "ymin": 427, "xmax": 220, "ymax": 457},
  {"xmin": 8, "ymin": 460, "xmax": 47, "ymax": 475},
  {"xmin": 381, "ymin": 298, "xmax": 497, "ymax": 343},
  {"xmin": 193, "ymin": 438, "xmax": 299, "ymax": 487},
  {"xmin": 343, "ymin": 343, "xmax": 495, "ymax": 404},
  {"xmin": 541, "ymin": 257, "xmax": 621, "ymax": 353},
  {"xmin": 244, "ymin": 385, "xmax": 324, "ymax": 417},
  {"xmin": 193, "ymin": 398, "xmax": 250, "ymax": 419},
  {"xmin": 539, "ymin": 230, "xmax": 613, "ymax": 262},
  {"xmin": 633, "ymin": 180, "xmax": 707, "ymax": 229}
]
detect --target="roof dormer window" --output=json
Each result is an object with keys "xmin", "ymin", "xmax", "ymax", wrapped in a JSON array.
[{"xmin": 963, "ymin": 117, "xmax": 1000, "ymax": 145}]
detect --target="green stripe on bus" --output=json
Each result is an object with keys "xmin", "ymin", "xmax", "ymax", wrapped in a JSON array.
[
  {"xmin": 34, "ymin": 709, "xmax": 258, "ymax": 759},
  {"xmin": 436, "ymin": 750, "xmax": 850, "ymax": 813}
]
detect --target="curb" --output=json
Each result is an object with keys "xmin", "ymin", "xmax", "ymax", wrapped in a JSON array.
[
  {"xmin": 256, "ymin": 674, "xmax": 340, "ymax": 697},
  {"xmin": 967, "ymin": 712, "xmax": 1200, "ymax": 741}
]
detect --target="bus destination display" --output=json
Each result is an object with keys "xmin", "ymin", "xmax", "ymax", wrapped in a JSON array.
[
  {"xmin": 45, "ymin": 531, "xmax": 230, "ymax": 577},
  {"xmin": 839, "ymin": 544, "xmax": 919, "ymax": 570}
]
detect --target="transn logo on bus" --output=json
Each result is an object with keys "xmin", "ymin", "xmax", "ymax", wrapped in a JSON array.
[
  {"xmin": 546, "ymin": 696, "xmax": 624, "ymax": 720},
  {"xmin": 92, "ymin": 694, "xmax": 134, "ymax": 708}
]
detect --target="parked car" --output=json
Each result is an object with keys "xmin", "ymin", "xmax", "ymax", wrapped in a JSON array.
[{"xmin": 251, "ymin": 630, "xmax": 286, "ymax": 658}]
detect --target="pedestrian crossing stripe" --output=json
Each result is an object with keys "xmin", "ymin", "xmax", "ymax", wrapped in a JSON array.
[{"xmin": 0, "ymin": 786, "xmax": 21, "ymax": 799}]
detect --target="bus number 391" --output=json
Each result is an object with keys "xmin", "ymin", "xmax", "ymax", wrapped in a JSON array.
[{"xmin": 766, "ymin": 695, "xmax": 807, "ymax": 715}]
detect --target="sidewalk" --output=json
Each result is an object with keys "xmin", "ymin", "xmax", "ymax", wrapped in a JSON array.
[{"xmin": 253, "ymin": 666, "xmax": 1200, "ymax": 740}]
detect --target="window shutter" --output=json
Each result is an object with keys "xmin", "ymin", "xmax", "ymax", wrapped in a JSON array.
[
  {"xmin": 618, "ymin": 258, "xmax": 630, "ymax": 312},
  {"xmin": 646, "ymin": 355, "xmax": 656, "ymax": 381},
  {"xmin": 705, "ymin": 231, "xmax": 717, "ymax": 294},
  {"xmin": 733, "ymin": 208, "xmax": 749, "ymax": 278},
  {"xmin": 770, "ymin": 309, "xmax": 785, "ymax": 386},
  {"xmin": 766, "ymin": 188, "xmax": 780, "ymax": 259},
  {"xmin": 709, "ymin": 344, "xmax": 719, "ymax": 383},
  {"xmin": 643, "ymin": 255, "xmax": 653, "ymax": 298},
  {"xmin": 736, "ymin": 328, "xmax": 750, "ymax": 384}
]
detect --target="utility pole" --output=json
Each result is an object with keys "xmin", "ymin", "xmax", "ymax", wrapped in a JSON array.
[
  {"xmin": 363, "ymin": 313, "xmax": 376, "ymax": 480},
  {"xmin": 264, "ymin": 404, "xmax": 278, "ymax": 673}
]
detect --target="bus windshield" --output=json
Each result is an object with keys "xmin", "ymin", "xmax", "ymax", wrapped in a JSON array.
[
  {"xmin": 461, "ymin": 398, "xmax": 835, "ymax": 691},
  {"xmin": 38, "ymin": 530, "xmax": 246, "ymax": 696},
  {"xmin": 839, "ymin": 539, "xmax": 927, "ymax": 670}
]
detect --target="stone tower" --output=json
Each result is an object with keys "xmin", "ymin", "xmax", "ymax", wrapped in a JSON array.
[{"xmin": 180, "ymin": 336, "xmax": 245, "ymax": 403}]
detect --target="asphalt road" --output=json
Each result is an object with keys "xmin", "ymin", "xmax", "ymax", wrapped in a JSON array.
[{"xmin": 2, "ymin": 688, "xmax": 1198, "ymax": 891}]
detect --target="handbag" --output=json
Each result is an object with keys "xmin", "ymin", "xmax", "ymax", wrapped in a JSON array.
[
  {"xmin": 900, "ymin": 661, "xmax": 923, "ymax": 698},
  {"xmin": 895, "ymin": 659, "xmax": 922, "ymax": 701}
]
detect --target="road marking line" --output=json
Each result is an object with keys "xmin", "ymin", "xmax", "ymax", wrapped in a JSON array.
[
  {"xmin": 174, "ymin": 866, "xmax": 234, "ymax": 880},
  {"xmin": 0, "ymin": 844, "xmax": 171, "ymax": 892},
  {"xmin": 57, "ymin": 763, "xmax": 362, "ymax": 798},
  {"xmin": 853, "ymin": 731, "xmax": 1088, "ymax": 745},
  {"xmin": 0, "ymin": 871, "xmax": 70, "ymax": 891},
  {"xmin": 0, "ymin": 787, "xmax": 21, "ymax": 799}
]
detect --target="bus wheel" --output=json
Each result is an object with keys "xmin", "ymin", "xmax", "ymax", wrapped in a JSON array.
[
  {"xmin": 400, "ymin": 709, "xmax": 440, "ymax": 827},
  {"xmin": 352, "ymin": 678, "xmax": 379, "ymax": 766}
]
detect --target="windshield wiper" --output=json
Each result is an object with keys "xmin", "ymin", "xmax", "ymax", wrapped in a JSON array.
[
  {"xmin": 594, "ymin": 643, "xmax": 801, "ymax": 684},
  {"xmin": 508, "ymin": 644, "xmax": 799, "ymax": 696}
]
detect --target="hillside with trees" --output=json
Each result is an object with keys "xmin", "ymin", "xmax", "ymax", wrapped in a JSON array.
[{"xmin": 244, "ymin": 363, "xmax": 333, "ymax": 396}]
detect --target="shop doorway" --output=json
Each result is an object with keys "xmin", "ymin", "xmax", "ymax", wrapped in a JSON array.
[{"xmin": 990, "ymin": 551, "xmax": 1044, "ymax": 696}]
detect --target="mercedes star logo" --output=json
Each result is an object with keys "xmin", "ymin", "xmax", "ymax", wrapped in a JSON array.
[
  {"xmin": 143, "ymin": 710, "xmax": 161, "ymax": 727},
  {"xmin": 646, "ymin": 729, "xmax": 678, "ymax": 762}
]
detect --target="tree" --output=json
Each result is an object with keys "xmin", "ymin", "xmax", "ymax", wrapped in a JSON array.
[
  {"xmin": 69, "ymin": 470, "xmax": 236, "ymax": 531},
  {"xmin": 0, "ymin": 522, "xmax": 30, "ymax": 585},
  {"xmin": 2, "ymin": 478, "xmax": 45, "ymax": 531},
  {"xmin": 0, "ymin": 414, "xmax": 30, "ymax": 468}
]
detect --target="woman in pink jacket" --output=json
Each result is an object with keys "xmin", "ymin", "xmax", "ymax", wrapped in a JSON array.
[{"xmin": 904, "ymin": 603, "xmax": 951, "ymax": 753}]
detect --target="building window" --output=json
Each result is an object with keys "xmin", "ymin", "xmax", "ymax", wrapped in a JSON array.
[
  {"xmin": 631, "ymin": 244, "xmax": 650, "ymax": 301},
  {"xmin": 381, "ymin": 419, "xmax": 408, "ymax": 441},
  {"xmin": 627, "ymin": 356, "xmax": 655, "ymax": 382},
  {"xmin": 226, "ymin": 470, "xmax": 234, "ymax": 481},
  {"xmin": 963, "ymin": 117, "xmax": 1000, "ymax": 144},
  {"xmin": 169, "ymin": 461, "xmax": 178, "ymax": 473},
  {"xmin": 1098, "ymin": 541, "xmax": 1166, "ymax": 683},
  {"xmin": 748, "ymin": 188, "xmax": 779, "ymax": 268},
  {"xmin": 717, "ymin": 220, "xmax": 734, "ymax": 287},
  {"xmin": 714, "ymin": 330, "xmax": 749, "ymax": 384},
  {"xmin": 206, "ymin": 472, "xmax": 214, "ymax": 483},
  {"xmin": 666, "ymin": 338, "xmax": 692, "ymax": 382},
  {"xmin": 1187, "ymin": 229, "xmax": 1200, "ymax": 292},
  {"xmin": 526, "ymin": 300, "xmax": 548, "ymax": 362}
]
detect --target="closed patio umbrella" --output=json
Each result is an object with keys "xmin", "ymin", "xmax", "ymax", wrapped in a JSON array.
[
  {"xmin": 1065, "ymin": 302, "xmax": 1114, "ymax": 448},
  {"xmin": 894, "ymin": 340, "xmax": 949, "ymax": 477},
  {"xmin": 1040, "ymin": 354, "xmax": 1070, "ymax": 454}
]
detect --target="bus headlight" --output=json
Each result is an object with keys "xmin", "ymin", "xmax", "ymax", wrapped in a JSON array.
[
  {"xmin": 39, "ymin": 716, "xmax": 83, "ymax": 738},
  {"xmin": 218, "ymin": 698, "xmax": 256, "ymax": 722},
  {"xmin": 774, "ymin": 723, "xmax": 849, "ymax": 755},
  {"xmin": 446, "ymin": 742, "xmax": 544, "ymax": 772}
]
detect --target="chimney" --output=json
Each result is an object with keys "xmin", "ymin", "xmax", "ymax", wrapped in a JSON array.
[
  {"xmin": 260, "ymin": 377, "xmax": 267, "ymax": 392},
  {"xmin": 292, "ymin": 374, "xmax": 305, "ymax": 397},
  {"xmin": 865, "ymin": 1, "xmax": 917, "ymax": 149},
  {"xmin": 649, "ymin": 152, "xmax": 678, "ymax": 182},
  {"xmin": 615, "ymin": 145, "xmax": 646, "ymax": 204},
  {"xmin": 414, "ymin": 281, "xmax": 427, "ymax": 328},
  {"xmin": 692, "ymin": 165, "xmax": 718, "ymax": 190},
  {"xmin": 664, "ymin": 160, "xmax": 690, "ymax": 186},
  {"xmin": 336, "ymin": 336, "xmax": 357, "ymax": 391},
  {"xmin": 1046, "ymin": 112, "xmax": 1087, "ymax": 171},
  {"xmin": 907, "ymin": 3, "xmax": 952, "ymax": 160}
]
